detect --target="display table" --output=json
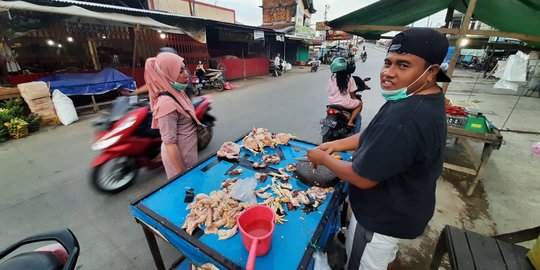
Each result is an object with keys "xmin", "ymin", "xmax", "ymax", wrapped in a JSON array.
[
  {"xmin": 130, "ymin": 136, "xmax": 351, "ymax": 269},
  {"xmin": 444, "ymin": 126, "xmax": 503, "ymax": 196}
]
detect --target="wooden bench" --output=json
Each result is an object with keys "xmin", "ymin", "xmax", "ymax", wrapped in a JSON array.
[{"xmin": 430, "ymin": 225, "xmax": 540, "ymax": 270}]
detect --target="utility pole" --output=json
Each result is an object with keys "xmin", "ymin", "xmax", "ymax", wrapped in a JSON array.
[{"xmin": 324, "ymin": 4, "xmax": 329, "ymax": 21}]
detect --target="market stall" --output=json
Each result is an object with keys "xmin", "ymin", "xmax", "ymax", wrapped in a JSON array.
[{"xmin": 130, "ymin": 132, "xmax": 351, "ymax": 269}]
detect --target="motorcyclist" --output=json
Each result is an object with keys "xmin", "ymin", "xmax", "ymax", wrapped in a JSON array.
[
  {"xmin": 326, "ymin": 57, "xmax": 362, "ymax": 129},
  {"xmin": 361, "ymin": 51, "xmax": 367, "ymax": 61},
  {"xmin": 195, "ymin": 61, "xmax": 206, "ymax": 84},
  {"xmin": 309, "ymin": 56, "xmax": 320, "ymax": 71}
]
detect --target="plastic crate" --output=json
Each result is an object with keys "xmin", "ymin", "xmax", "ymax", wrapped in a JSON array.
[{"xmin": 447, "ymin": 115, "xmax": 467, "ymax": 129}]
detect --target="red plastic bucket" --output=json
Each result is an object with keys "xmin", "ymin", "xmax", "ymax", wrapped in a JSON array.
[{"xmin": 237, "ymin": 205, "xmax": 275, "ymax": 270}]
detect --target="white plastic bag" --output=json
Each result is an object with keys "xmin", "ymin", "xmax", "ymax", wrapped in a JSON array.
[
  {"xmin": 52, "ymin": 89, "xmax": 78, "ymax": 125},
  {"xmin": 313, "ymin": 251, "xmax": 331, "ymax": 270},
  {"xmin": 230, "ymin": 177, "xmax": 257, "ymax": 203}
]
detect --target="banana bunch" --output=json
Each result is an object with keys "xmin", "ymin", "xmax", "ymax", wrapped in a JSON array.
[
  {"xmin": 25, "ymin": 113, "xmax": 42, "ymax": 133},
  {"xmin": 1, "ymin": 98, "xmax": 24, "ymax": 117},
  {"xmin": 4, "ymin": 118, "xmax": 28, "ymax": 139},
  {"xmin": 0, "ymin": 125, "xmax": 8, "ymax": 143}
]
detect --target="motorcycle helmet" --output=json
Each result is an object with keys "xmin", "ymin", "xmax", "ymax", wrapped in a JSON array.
[
  {"xmin": 346, "ymin": 59, "xmax": 356, "ymax": 74},
  {"xmin": 330, "ymin": 57, "xmax": 347, "ymax": 73}
]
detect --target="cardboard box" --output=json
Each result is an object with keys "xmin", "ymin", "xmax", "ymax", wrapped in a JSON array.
[{"xmin": 17, "ymin": 81, "xmax": 50, "ymax": 100}]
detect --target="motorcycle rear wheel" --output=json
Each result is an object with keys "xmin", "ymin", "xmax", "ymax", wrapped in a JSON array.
[
  {"xmin": 193, "ymin": 86, "xmax": 202, "ymax": 96},
  {"xmin": 214, "ymin": 80, "xmax": 225, "ymax": 92},
  {"xmin": 91, "ymin": 157, "xmax": 138, "ymax": 193}
]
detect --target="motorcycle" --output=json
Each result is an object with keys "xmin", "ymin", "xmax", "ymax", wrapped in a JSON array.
[
  {"xmin": 361, "ymin": 53, "xmax": 367, "ymax": 63},
  {"xmin": 193, "ymin": 69, "xmax": 226, "ymax": 92},
  {"xmin": 320, "ymin": 76, "xmax": 371, "ymax": 143},
  {"xmin": 90, "ymin": 94, "xmax": 216, "ymax": 193},
  {"xmin": 0, "ymin": 229, "xmax": 79, "ymax": 270}
]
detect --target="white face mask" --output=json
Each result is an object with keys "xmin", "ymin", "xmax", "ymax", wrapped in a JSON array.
[{"xmin": 380, "ymin": 65, "xmax": 433, "ymax": 101}]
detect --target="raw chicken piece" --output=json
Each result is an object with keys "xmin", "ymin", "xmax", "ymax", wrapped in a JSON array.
[
  {"xmin": 262, "ymin": 154, "xmax": 281, "ymax": 164},
  {"xmin": 285, "ymin": 163, "xmax": 297, "ymax": 172},
  {"xmin": 217, "ymin": 142, "xmax": 241, "ymax": 159},
  {"xmin": 255, "ymin": 173, "xmax": 268, "ymax": 183},
  {"xmin": 274, "ymin": 133, "xmax": 295, "ymax": 145},
  {"xmin": 227, "ymin": 169, "xmax": 243, "ymax": 176},
  {"xmin": 218, "ymin": 225, "xmax": 238, "ymax": 240}
]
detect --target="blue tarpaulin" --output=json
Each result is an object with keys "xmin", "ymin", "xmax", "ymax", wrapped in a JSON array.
[{"xmin": 38, "ymin": 68, "xmax": 136, "ymax": 96}]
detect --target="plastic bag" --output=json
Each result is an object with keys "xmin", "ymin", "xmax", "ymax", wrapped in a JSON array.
[
  {"xmin": 532, "ymin": 142, "xmax": 540, "ymax": 155},
  {"xmin": 224, "ymin": 82, "xmax": 234, "ymax": 90},
  {"xmin": 230, "ymin": 177, "xmax": 257, "ymax": 203},
  {"xmin": 313, "ymin": 251, "xmax": 331, "ymax": 270},
  {"xmin": 52, "ymin": 89, "xmax": 79, "ymax": 125},
  {"xmin": 527, "ymin": 235, "xmax": 540, "ymax": 269}
]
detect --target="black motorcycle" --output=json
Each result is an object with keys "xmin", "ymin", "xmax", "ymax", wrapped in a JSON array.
[
  {"xmin": 320, "ymin": 76, "xmax": 371, "ymax": 143},
  {"xmin": 0, "ymin": 229, "xmax": 80, "ymax": 270},
  {"xmin": 310, "ymin": 60, "xmax": 320, "ymax": 72},
  {"xmin": 193, "ymin": 69, "xmax": 226, "ymax": 92}
]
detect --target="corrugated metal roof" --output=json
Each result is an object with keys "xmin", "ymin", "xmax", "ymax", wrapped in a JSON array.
[
  {"xmin": 48, "ymin": 0, "xmax": 193, "ymax": 18},
  {"xmin": 2, "ymin": 0, "xmax": 277, "ymax": 34}
]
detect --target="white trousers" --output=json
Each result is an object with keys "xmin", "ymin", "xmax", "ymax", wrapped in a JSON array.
[{"xmin": 345, "ymin": 214, "xmax": 400, "ymax": 270}]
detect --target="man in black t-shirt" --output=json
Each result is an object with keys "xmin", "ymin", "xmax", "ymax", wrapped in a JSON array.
[{"xmin": 308, "ymin": 28, "xmax": 449, "ymax": 270}]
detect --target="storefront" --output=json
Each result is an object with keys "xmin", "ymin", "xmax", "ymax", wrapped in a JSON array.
[
  {"xmin": 204, "ymin": 23, "xmax": 275, "ymax": 80},
  {"xmin": 0, "ymin": 0, "xmax": 279, "ymax": 88}
]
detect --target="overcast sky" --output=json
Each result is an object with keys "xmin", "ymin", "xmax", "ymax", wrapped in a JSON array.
[{"xmin": 197, "ymin": 0, "xmax": 447, "ymax": 28}]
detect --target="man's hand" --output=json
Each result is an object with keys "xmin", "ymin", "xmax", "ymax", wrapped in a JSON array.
[
  {"xmin": 317, "ymin": 141, "xmax": 335, "ymax": 155},
  {"xmin": 307, "ymin": 148, "xmax": 330, "ymax": 166}
]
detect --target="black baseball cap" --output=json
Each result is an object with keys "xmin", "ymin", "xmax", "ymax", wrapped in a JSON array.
[{"xmin": 388, "ymin": 28, "xmax": 451, "ymax": 82}]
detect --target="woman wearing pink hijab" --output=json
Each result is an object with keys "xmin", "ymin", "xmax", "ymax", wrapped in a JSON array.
[{"xmin": 144, "ymin": 52, "xmax": 201, "ymax": 178}]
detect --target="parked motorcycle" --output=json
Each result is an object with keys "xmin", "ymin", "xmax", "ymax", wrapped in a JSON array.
[
  {"xmin": 90, "ymin": 94, "xmax": 216, "ymax": 193},
  {"xmin": 320, "ymin": 76, "xmax": 371, "ymax": 143},
  {"xmin": 193, "ymin": 69, "xmax": 226, "ymax": 92},
  {"xmin": 0, "ymin": 229, "xmax": 79, "ymax": 270}
]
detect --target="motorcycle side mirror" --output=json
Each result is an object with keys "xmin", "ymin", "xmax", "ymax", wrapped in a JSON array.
[{"xmin": 363, "ymin": 77, "xmax": 371, "ymax": 82}]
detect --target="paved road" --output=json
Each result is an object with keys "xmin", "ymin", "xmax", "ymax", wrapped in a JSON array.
[{"xmin": 0, "ymin": 46, "xmax": 387, "ymax": 269}]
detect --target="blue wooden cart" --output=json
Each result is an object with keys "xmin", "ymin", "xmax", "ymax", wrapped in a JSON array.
[{"xmin": 130, "ymin": 135, "xmax": 350, "ymax": 270}]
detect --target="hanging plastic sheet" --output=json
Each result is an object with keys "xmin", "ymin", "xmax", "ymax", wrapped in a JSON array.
[{"xmin": 494, "ymin": 51, "xmax": 529, "ymax": 91}]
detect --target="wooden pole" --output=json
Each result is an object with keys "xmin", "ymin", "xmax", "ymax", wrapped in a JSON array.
[
  {"xmin": 87, "ymin": 39, "xmax": 100, "ymax": 70},
  {"xmin": 442, "ymin": 0, "xmax": 478, "ymax": 94},
  {"xmin": 131, "ymin": 24, "xmax": 141, "ymax": 78}
]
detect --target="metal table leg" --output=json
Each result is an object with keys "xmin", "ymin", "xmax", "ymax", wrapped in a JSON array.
[
  {"xmin": 140, "ymin": 222, "xmax": 166, "ymax": 270},
  {"xmin": 467, "ymin": 143, "xmax": 494, "ymax": 196}
]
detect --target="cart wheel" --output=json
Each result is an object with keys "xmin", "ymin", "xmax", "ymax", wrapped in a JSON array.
[{"xmin": 91, "ymin": 157, "xmax": 138, "ymax": 193}]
